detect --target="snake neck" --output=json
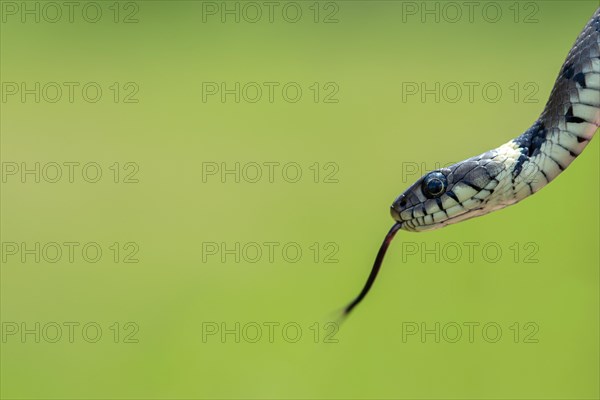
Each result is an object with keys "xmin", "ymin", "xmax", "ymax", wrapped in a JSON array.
[{"xmin": 496, "ymin": 8, "xmax": 600, "ymax": 205}]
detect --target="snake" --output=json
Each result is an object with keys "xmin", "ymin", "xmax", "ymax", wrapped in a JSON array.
[{"xmin": 342, "ymin": 7, "xmax": 600, "ymax": 317}]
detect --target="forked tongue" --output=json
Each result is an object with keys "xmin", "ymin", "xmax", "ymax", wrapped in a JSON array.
[{"xmin": 339, "ymin": 222, "xmax": 402, "ymax": 320}]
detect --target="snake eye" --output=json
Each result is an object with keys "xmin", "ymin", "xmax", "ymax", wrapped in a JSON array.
[{"xmin": 422, "ymin": 172, "xmax": 447, "ymax": 198}]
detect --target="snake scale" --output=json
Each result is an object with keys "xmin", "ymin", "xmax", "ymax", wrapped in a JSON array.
[{"xmin": 342, "ymin": 6, "xmax": 600, "ymax": 317}]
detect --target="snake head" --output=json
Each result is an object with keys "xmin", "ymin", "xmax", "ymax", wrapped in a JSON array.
[{"xmin": 390, "ymin": 149, "xmax": 515, "ymax": 232}]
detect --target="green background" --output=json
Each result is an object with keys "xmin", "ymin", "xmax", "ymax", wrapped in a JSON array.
[{"xmin": 1, "ymin": 1, "xmax": 599, "ymax": 398}]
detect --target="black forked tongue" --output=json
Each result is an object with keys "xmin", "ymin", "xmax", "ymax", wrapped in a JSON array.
[{"xmin": 341, "ymin": 222, "xmax": 402, "ymax": 318}]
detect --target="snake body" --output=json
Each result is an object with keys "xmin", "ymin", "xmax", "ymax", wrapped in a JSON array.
[
  {"xmin": 342, "ymin": 7, "xmax": 600, "ymax": 317},
  {"xmin": 391, "ymin": 7, "xmax": 600, "ymax": 232}
]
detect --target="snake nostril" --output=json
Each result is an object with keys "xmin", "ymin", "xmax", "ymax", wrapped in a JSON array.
[
  {"xmin": 398, "ymin": 196, "xmax": 407, "ymax": 207},
  {"xmin": 391, "ymin": 194, "xmax": 408, "ymax": 221}
]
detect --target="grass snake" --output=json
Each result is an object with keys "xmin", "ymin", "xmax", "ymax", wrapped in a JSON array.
[{"xmin": 342, "ymin": 7, "xmax": 600, "ymax": 318}]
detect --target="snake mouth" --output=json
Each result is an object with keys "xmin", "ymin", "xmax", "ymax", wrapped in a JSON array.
[
  {"xmin": 390, "ymin": 205, "xmax": 401, "ymax": 221},
  {"xmin": 401, "ymin": 205, "xmax": 496, "ymax": 232},
  {"xmin": 390, "ymin": 204, "xmax": 442, "ymax": 232}
]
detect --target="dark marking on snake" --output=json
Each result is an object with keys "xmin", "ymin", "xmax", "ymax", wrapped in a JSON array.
[
  {"xmin": 573, "ymin": 72, "xmax": 586, "ymax": 88},
  {"xmin": 556, "ymin": 142, "xmax": 579, "ymax": 157},
  {"xmin": 514, "ymin": 121, "xmax": 547, "ymax": 158},
  {"xmin": 446, "ymin": 190, "xmax": 460, "ymax": 203},
  {"xmin": 565, "ymin": 106, "xmax": 586, "ymax": 123},
  {"xmin": 435, "ymin": 197, "xmax": 443, "ymax": 210},
  {"xmin": 527, "ymin": 182, "xmax": 534, "ymax": 194},
  {"xmin": 547, "ymin": 154, "xmax": 566, "ymax": 171},
  {"xmin": 461, "ymin": 181, "xmax": 483, "ymax": 192},
  {"xmin": 512, "ymin": 153, "xmax": 529, "ymax": 178}
]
